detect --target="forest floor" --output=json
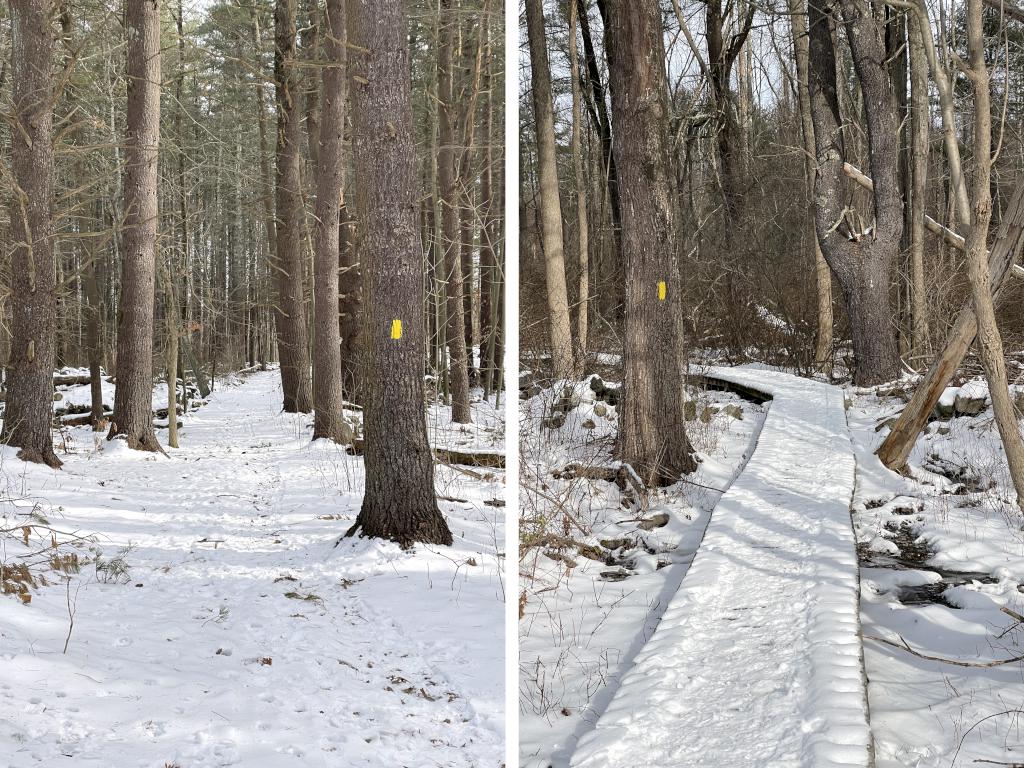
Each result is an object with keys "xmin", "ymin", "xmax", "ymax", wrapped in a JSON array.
[
  {"xmin": 520, "ymin": 360, "xmax": 1024, "ymax": 768},
  {"xmin": 0, "ymin": 369, "xmax": 505, "ymax": 767}
]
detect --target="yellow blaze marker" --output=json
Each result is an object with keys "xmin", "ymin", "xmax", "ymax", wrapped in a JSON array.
[
  {"xmin": 391, "ymin": 319, "xmax": 403, "ymax": 340},
  {"xmin": 657, "ymin": 281, "xmax": 667, "ymax": 301}
]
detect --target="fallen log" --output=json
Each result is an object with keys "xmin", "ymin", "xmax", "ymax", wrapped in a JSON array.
[
  {"xmin": 59, "ymin": 411, "xmax": 112, "ymax": 427},
  {"xmin": 53, "ymin": 373, "xmax": 97, "ymax": 386},
  {"xmin": 553, "ymin": 462, "xmax": 647, "ymax": 504},
  {"xmin": 433, "ymin": 447, "xmax": 505, "ymax": 469}
]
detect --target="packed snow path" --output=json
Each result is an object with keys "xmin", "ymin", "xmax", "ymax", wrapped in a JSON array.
[
  {"xmin": 572, "ymin": 367, "xmax": 871, "ymax": 768},
  {"xmin": 0, "ymin": 370, "xmax": 504, "ymax": 767}
]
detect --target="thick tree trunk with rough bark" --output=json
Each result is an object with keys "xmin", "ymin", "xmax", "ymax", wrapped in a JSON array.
[
  {"xmin": 274, "ymin": 0, "xmax": 313, "ymax": 413},
  {"xmin": 807, "ymin": 0, "xmax": 902, "ymax": 386},
  {"xmin": 312, "ymin": 0, "xmax": 349, "ymax": 443},
  {"xmin": 108, "ymin": 0, "xmax": 162, "ymax": 452},
  {"xmin": 525, "ymin": 0, "xmax": 575, "ymax": 381},
  {"xmin": 438, "ymin": 0, "xmax": 472, "ymax": 422},
  {"xmin": 344, "ymin": 0, "xmax": 451, "ymax": 547},
  {"xmin": 602, "ymin": 0, "xmax": 697, "ymax": 486},
  {"xmin": 3, "ymin": 0, "xmax": 61, "ymax": 467}
]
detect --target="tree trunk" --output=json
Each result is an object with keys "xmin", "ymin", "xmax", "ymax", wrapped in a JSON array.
[
  {"xmin": 962, "ymin": 0, "xmax": 1024, "ymax": 507},
  {"xmin": 457, "ymin": 11, "xmax": 485, "ymax": 362},
  {"xmin": 908, "ymin": 10, "xmax": 929, "ymax": 361},
  {"xmin": 82, "ymin": 227, "xmax": 105, "ymax": 430},
  {"xmin": 807, "ymin": 0, "xmax": 902, "ymax": 386},
  {"xmin": 705, "ymin": 0, "xmax": 754, "ymax": 223},
  {"xmin": 59, "ymin": 4, "xmax": 105, "ymax": 431},
  {"xmin": 525, "ymin": 0, "xmax": 575, "ymax": 381},
  {"xmin": 876, "ymin": 176, "xmax": 1024, "ymax": 470},
  {"xmin": 788, "ymin": 0, "xmax": 833, "ymax": 374},
  {"xmin": 345, "ymin": 0, "xmax": 452, "ymax": 547},
  {"xmin": 312, "ymin": 0, "xmax": 349, "ymax": 443},
  {"xmin": 108, "ymin": 0, "xmax": 162, "ymax": 453},
  {"xmin": 438, "ymin": 0, "xmax": 472, "ymax": 422},
  {"xmin": 3, "ymin": 0, "xmax": 61, "ymax": 468},
  {"xmin": 602, "ymin": 0, "xmax": 697, "ymax": 486},
  {"xmin": 274, "ymin": 0, "xmax": 313, "ymax": 413},
  {"xmin": 568, "ymin": 0, "xmax": 589, "ymax": 373},
  {"xmin": 578, "ymin": 0, "xmax": 622, "ymax": 317},
  {"xmin": 338, "ymin": 201, "xmax": 362, "ymax": 400},
  {"xmin": 479, "ymin": 26, "xmax": 501, "ymax": 397},
  {"xmin": 163, "ymin": 266, "xmax": 180, "ymax": 449}
]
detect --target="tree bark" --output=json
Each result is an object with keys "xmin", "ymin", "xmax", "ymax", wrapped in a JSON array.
[
  {"xmin": 345, "ymin": 0, "xmax": 452, "ymax": 547},
  {"xmin": 108, "ymin": 0, "xmax": 162, "ymax": 452},
  {"xmin": 788, "ymin": 0, "xmax": 834, "ymax": 374},
  {"xmin": 525, "ymin": 0, "xmax": 575, "ymax": 381},
  {"xmin": 479, "ymin": 24, "xmax": 501, "ymax": 396},
  {"xmin": 438, "ymin": 0, "xmax": 472, "ymax": 422},
  {"xmin": 59, "ymin": 3, "xmax": 105, "ymax": 431},
  {"xmin": 876, "ymin": 176, "xmax": 1024, "ymax": 470},
  {"xmin": 807, "ymin": 0, "xmax": 902, "ymax": 386},
  {"xmin": 338, "ymin": 201, "xmax": 362, "ymax": 400},
  {"xmin": 908, "ymin": 10, "xmax": 929, "ymax": 360},
  {"xmin": 962, "ymin": 0, "xmax": 1024, "ymax": 507},
  {"xmin": 3, "ymin": 0, "xmax": 61, "ymax": 468},
  {"xmin": 312, "ymin": 0, "xmax": 349, "ymax": 443},
  {"xmin": 705, "ymin": 0, "xmax": 755, "ymax": 223},
  {"xmin": 274, "ymin": 0, "xmax": 313, "ymax": 413},
  {"xmin": 602, "ymin": 0, "xmax": 697, "ymax": 486},
  {"xmin": 568, "ymin": 0, "xmax": 590, "ymax": 373}
]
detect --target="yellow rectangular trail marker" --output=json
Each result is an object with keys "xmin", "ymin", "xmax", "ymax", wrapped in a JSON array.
[
  {"xmin": 658, "ymin": 281, "xmax": 667, "ymax": 301},
  {"xmin": 391, "ymin": 319, "xmax": 403, "ymax": 340}
]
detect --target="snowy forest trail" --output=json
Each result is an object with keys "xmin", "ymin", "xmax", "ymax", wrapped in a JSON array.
[
  {"xmin": 571, "ymin": 367, "xmax": 871, "ymax": 768},
  {"xmin": 0, "ymin": 370, "xmax": 504, "ymax": 767}
]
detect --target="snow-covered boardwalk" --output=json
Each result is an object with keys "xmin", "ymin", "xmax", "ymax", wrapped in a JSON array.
[{"xmin": 572, "ymin": 368, "xmax": 871, "ymax": 768}]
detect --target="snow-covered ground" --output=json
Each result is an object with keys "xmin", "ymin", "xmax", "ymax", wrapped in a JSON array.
[
  {"xmin": 519, "ymin": 371, "xmax": 767, "ymax": 766},
  {"xmin": 849, "ymin": 377, "xmax": 1024, "ymax": 768},
  {"xmin": 570, "ymin": 367, "xmax": 870, "ymax": 768},
  {"xmin": 0, "ymin": 369, "xmax": 504, "ymax": 767}
]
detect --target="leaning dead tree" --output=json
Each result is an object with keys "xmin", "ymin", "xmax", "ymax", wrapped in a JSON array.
[{"xmin": 875, "ymin": 0, "xmax": 1024, "ymax": 508}]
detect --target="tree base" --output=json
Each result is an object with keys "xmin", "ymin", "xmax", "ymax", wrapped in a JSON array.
[
  {"xmin": 343, "ymin": 508, "xmax": 454, "ymax": 549},
  {"xmin": 16, "ymin": 447, "xmax": 63, "ymax": 469},
  {"xmin": 107, "ymin": 421, "xmax": 164, "ymax": 453}
]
